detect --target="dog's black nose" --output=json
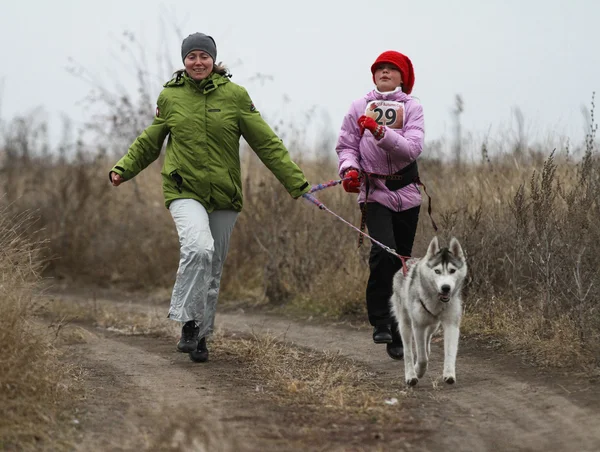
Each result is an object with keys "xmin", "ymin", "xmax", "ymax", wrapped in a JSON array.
[{"xmin": 441, "ymin": 284, "xmax": 451, "ymax": 294}]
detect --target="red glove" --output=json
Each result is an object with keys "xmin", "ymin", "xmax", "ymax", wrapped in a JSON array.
[
  {"xmin": 357, "ymin": 115, "xmax": 385, "ymax": 140},
  {"xmin": 342, "ymin": 169, "xmax": 361, "ymax": 193}
]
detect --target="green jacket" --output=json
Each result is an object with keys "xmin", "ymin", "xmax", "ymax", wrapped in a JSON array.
[{"xmin": 110, "ymin": 72, "xmax": 310, "ymax": 211}]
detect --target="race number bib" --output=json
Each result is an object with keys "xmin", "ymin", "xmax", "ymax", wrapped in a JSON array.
[{"xmin": 365, "ymin": 100, "xmax": 405, "ymax": 129}]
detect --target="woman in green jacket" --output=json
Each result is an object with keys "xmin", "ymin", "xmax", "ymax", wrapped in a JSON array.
[{"xmin": 109, "ymin": 32, "xmax": 310, "ymax": 362}]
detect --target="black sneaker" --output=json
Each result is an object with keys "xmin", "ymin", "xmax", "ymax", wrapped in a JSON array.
[
  {"xmin": 177, "ymin": 320, "xmax": 199, "ymax": 353},
  {"xmin": 372, "ymin": 325, "xmax": 393, "ymax": 344},
  {"xmin": 189, "ymin": 337, "xmax": 209, "ymax": 363},
  {"xmin": 386, "ymin": 323, "xmax": 404, "ymax": 360}
]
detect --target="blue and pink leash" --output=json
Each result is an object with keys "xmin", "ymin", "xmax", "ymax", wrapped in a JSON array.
[{"xmin": 302, "ymin": 175, "xmax": 417, "ymax": 275}]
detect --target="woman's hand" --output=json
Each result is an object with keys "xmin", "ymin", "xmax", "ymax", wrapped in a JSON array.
[{"xmin": 110, "ymin": 172, "xmax": 124, "ymax": 187}]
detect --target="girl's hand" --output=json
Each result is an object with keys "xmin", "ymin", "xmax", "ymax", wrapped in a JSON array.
[
  {"xmin": 342, "ymin": 169, "xmax": 361, "ymax": 193},
  {"xmin": 357, "ymin": 115, "xmax": 385, "ymax": 140}
]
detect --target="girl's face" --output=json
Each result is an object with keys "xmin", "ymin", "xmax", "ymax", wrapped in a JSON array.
[
  {"xmin": 184, "ymin": 51, "xmax": 214, "ymax": 81},
  {"xmin": 374, "ymin": 63, "xmax": 403, "ymax": 92}
]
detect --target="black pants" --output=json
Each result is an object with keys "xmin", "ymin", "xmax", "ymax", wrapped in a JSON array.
[{"xmin": 363, "ymin": 203, "xmax": 420, "ymax": 326}]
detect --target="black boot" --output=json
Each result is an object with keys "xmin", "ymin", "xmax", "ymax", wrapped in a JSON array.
[
  {"xmin": 386, "ymin": 322, "xmax": 404, "ymax": 360},
  {"xmin": 189, "ymin": 337, "xmax": 209, "ymax": 363},
  {"xmin": 177, "ymin": 320, "xmax": 199, "ymax": 353},
  {"xmin": 373, "ymin": 325, "xmax": 393, "ymax": 344}
]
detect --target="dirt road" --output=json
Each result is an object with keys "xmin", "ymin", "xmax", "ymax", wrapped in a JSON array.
[
  {"xmin": 218, "ymin": 310, "xmax": 600, "ymax": 452},
  {"xmin": 54, "ymin": 294, "xmax": 600, "ymax": 451}
]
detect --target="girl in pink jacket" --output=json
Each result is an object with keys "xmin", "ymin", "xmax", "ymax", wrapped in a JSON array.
[{"xmin": 335, "ymin": 50, "xmax": 425, "ymax": 360}]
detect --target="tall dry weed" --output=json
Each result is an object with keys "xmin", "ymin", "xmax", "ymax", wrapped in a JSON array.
[{"xmin": 0, "ymin": 205, "xmax": 81, "ymax": 450}]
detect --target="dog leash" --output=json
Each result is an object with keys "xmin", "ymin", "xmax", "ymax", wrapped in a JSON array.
[
  {"xmin": 302, "ymin": 191, "xmax": 410, "ymax": 276},
  {"xmin": 302, "ymin": 171, "xmax": 438, "ymax": 276},
  {"xmin": 306, "ymin": 178, "xmax": 347, "ymax": 194}
]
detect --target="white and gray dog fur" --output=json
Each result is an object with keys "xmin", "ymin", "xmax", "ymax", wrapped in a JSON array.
[{"xmin": 390, "ymin": 236, "xmax": 467, "ymax": 386}]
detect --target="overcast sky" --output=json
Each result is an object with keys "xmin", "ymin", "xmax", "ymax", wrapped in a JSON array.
[{"xmin": 0, "ymin": 0, "xmax": 597, "ymax": 157}]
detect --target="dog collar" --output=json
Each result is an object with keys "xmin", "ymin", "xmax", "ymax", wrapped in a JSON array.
[{"xmin": 419, "ymin": 298, "xmax": 442, "ymax": 317}]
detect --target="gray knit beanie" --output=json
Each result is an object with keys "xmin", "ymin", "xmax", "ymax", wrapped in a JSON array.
[{"xmin": 181, "ymin": 33, "xmax": 217, "ymax": 62}]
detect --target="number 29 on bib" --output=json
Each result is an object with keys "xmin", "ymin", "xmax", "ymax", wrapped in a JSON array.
[{"xmin": 365, "ymin": 101, "xmax": 405, "ymax": 129}]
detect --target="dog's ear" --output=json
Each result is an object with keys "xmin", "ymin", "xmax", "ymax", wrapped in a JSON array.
[
  {"xmin": 449, "ymin": 237, "xmax": 465, "ymax": 259},
  {"xmin": 426, "ymin": 236, "xmax": 440, "ymax": 257}
]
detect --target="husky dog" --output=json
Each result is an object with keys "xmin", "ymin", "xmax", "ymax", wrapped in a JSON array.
[{"xmin": 390, "ymin": 236, "xmax": 467, "ymax": 386}]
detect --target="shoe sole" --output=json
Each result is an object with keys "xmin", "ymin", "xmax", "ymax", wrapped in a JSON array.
[
  {"xmin": 177, "ymin": 342, "xmax": 198, "ymax": 353},
  {"xmin": 189, "ymin": 352, "xmax": 209, "ymax": 363},
  {"xmin": 373, "ymin": 337, "xmax": 393, "ymax": 344},
  {"xmin": 386, "ymin": 345, "xmax": 404, "ymax": 360}
]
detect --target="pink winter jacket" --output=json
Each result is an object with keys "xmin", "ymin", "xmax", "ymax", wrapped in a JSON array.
[{"xmin": 335, "ymin": 88, "xmax": 424, "ymax": 212}]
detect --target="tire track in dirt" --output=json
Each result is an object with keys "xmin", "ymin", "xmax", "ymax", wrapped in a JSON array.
[
  {"xmin": 64, "ymin": 324, "xmax": 420, "ymax": 452},
  {"xmin": 215, "ymin": 311, "xmax": 600, "ymax": 452},
  {"xmin": 65, "ymin": 328, "xmax": 284, "ymax": 451}
]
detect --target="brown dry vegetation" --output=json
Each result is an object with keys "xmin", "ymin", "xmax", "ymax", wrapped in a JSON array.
[
  {"xmin": 0, "ymin": 206, "xmax": 82, "ymax": 450},
  {"xmin": 117, "ymin": 406, "xmax": 241, "ymax": 452}
]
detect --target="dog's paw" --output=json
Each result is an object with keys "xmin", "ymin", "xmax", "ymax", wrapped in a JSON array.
[
  {"xmin": 406, "ymin": 377, "xmax": 419, "ymax": 387},
  {"xmin": 443, "ymin": 375, "xmax": 456, "ymax": 385}
]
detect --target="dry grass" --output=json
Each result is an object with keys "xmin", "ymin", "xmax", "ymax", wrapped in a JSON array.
[
  {"xmin": 44, "ymin": 295, "xmax": 177, "ymax": 338},
  {"xmin": 461, "ymin": 298, "xmax": 595, "ymax": 368},
  {"xmin": 0, "ymin": 207, "xmax": 82, "ymax": 451},
  {"xmin": 214, "ymin": 332, "xmax": 400, "ymax": 417},
  {"xmin": 0, "ymin": 154, "xmax": 180, "ymax": 290},
  {"xmin": 116, "ymin": 406, "xmax": 240, "ymax": 452}
]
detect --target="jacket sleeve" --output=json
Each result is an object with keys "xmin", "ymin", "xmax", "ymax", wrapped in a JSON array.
[
  {"xmin": 335, "ymin": 103, "xmax": 362, "ymax": 177},
  {"xmin": 237, "ymin": 87, "xmax": 310, "ymax": 198},
  {"xmin": 375, "ymin": 102, "xmax": 424, "ymax": 163},
  {"xmin": 109, "ymin": 92, "xmax": 170, "ymax": 181}
]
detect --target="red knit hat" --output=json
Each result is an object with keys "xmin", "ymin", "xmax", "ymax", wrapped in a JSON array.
[{"xmin": 371, "ymin": 51, "xmax": 415, "ymax": 94}]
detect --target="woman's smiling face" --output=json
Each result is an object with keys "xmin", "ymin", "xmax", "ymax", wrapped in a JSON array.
[{"xmin": 184, "ymin": 50, "xmax": 214, "ymax": 81}]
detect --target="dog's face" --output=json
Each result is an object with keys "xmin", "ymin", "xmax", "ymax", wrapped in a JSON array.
[{"xmin": 423, "ymin": 237, "xmax": 467, "ymax": 302}]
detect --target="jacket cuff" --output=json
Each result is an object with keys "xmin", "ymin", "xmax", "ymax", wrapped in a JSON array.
[
  {"xmin": 291, "ymin": 181, "xmax": 311, "ymax": 199},
  {"xmin": 109, "ymin": 166, "xmax": 127, "ymax": 182},
  {"xmin": 339, "ymin": 163, "xmax": 360, "ymax": 178}
]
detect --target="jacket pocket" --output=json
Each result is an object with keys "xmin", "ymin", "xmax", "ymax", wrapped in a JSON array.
[
  {"xmin": 227, "ymin": 169, "xmax": 241, "ymax": 203},
  {"xmin": 170, "ymin": 170, "xmax": 184, "ymax": 194}
]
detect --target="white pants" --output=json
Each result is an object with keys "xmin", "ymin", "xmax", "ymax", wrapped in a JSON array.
[{"xmin": 167, "ymin": 199, "xmax": 238, "ymax": 338}]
